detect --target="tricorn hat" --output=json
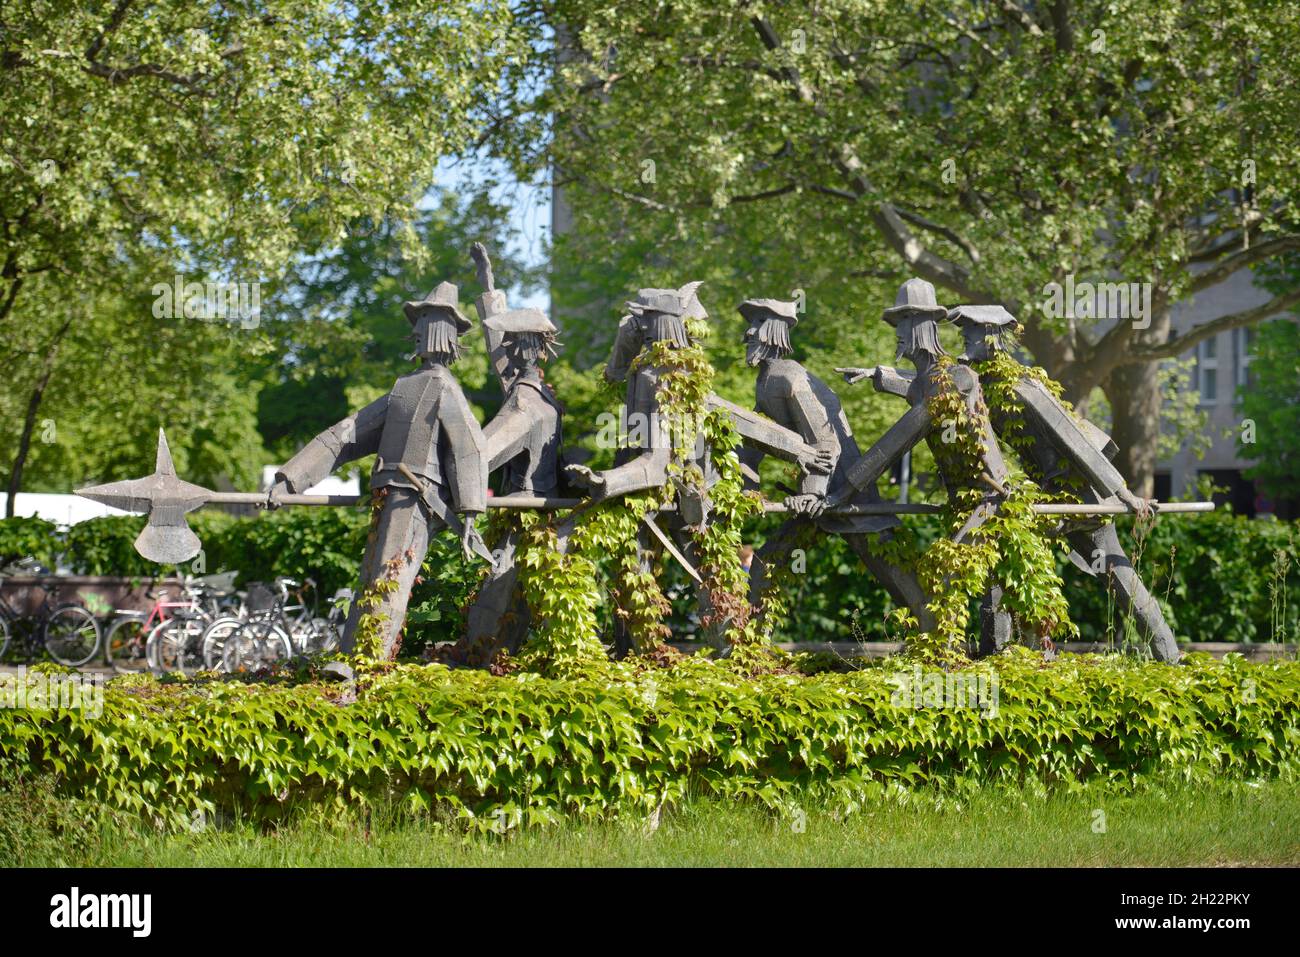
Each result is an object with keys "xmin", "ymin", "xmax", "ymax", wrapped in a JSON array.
[
  {"xmin": 738, "ymin": 298, "xmax": 799, "ymax": 326},
  {"xmin": 627, "ymin": 289, "xmax": 687, "ymax": 318},
  {"xmin": 882, "ymin": 278, "xmax": 948, "ymax": 325},
  {"xmin": 947, "ymin": 304, "xmax": 1016, "ymax": 328},
  {"xmin": 483, "ymin": 307, "xmax": 558, "ymax": 337},
  {"xmin": 630, "ymin": 281, "xmax": 707, "ymax": 320},
  {"xmin": 677, "ymin": 281, "xmax": 707, "ymax": 320},
  {"xmin": 403, "ymin": 281, "xmax": 472, "ymax": 333}
]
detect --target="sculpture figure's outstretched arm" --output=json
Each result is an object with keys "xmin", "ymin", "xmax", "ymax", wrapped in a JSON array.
[
  {"xmin": 704, "ymin": 395, "xmax": 820, "ymax": 468},
  {"xmin": 275, "ymin": 394, "xmax": 389, "ymax": 494},
  {"xmin": 484, "ymin": 402, "xmax": 534, "ymax": 473},
  {"xmin": 837, "ymin": 365, "xmax": 913, "ymax": 397},
  {"xmin": 782, "ymin": 380, "xmax": 841, "ymax": 497},
  {"xmin": 874, "ymin": 366, "xmax": 914, "ymax": 398}
]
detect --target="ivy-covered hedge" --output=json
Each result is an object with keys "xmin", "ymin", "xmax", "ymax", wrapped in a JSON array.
[{"xmin": 1, "ymin": 651, "xmax": 1295, "ymax": 828}]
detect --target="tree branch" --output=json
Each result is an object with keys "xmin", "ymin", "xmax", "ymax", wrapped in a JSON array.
[
  {"xmin": 894, "ymin": 206, "xmax": 981, "ymax": 264},
  {"xmin": 85, "ymin": 0, "xmax": 134, "ymax": 61},
  {"xmin": 1186, "ymin": 234, "xmax": 1300, "ymax": 294},
  {"xmin": 1124, "ymin": 289, "xmax": 1300, "ymax": 363},
  {"xmin": 749, "ymin": 16, "xmax": 992, "ymax": 302},
  {"xmin": 999, "ymin": 0, "xmax": 1044, "ymax": 36}
]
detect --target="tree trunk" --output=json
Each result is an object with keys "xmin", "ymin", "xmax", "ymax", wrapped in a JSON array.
[
  {"xmin": 4, "ymin": 317, "xmax": 71, "ymax": 517},
  {"xmin": 1104, "ymin": 360, "xmax": 1162, "ymax": 497}
]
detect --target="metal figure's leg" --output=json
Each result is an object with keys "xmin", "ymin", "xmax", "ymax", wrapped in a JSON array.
[
  {"xmin": 976, "ymin": 584, "xmax": 1014, "ymax": 657},
  {"xmin": 748, "ymin": 518, "xmax": 805, "ymax": 633},
  {"xmin": 340, "ymin": 488, "xmax": 437, "ymax": 659},
  {"xmin": 843, "ymin": 532, "xmax": 939, "ymax": 635},
  {"xmin": 663, "ymin": 516, "xmax": 728, "ymax": 652},
  {"xmin": 463, "ymin": 528, "xmax": 528, "ymax": 660},
  {"xmin": 1068, "ymin": 522, "xmax": 1179, "ymax": 662},
  {"xmin": 611, "ymin": 524, "xmax": 655, "ymax": 657}
]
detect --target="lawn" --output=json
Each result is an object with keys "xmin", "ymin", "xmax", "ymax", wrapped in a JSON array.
[{"xmin": 15, "ymin": 777, "xmax": 1298, "ymax": 867}]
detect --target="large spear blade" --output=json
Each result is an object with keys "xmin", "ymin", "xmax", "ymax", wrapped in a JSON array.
[{"xmin": 76, "ymin": 429, "xmax": 210, "ymax": 563}]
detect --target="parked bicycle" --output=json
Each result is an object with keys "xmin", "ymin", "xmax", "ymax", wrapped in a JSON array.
[
  {"xmin": 102, "ymin": 572, "xmax": 240, "ymax": 675},
  {"xmin": 0, "ymin": 562, "xmax": 102, "ymax": 667},
  {"xmin": 201, "ymin": 577, "xmax": 343, "ymax": 672},
  {"xmin": 281, "ymin": 578, "xmax": 346, "ymax": 656}
]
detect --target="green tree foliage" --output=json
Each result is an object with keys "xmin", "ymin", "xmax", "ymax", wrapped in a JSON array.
[
  {"xmin": 0, "ymin": 254, "xmax": 273, "ymax": 494},
  {"xmin": 1236, "ymin": 320, "xmax": 1300, "ymax": 503},
  {"xmin": 256, "ymin": 190, "xmax": 542, "ymax": 460},
  {"xmin": 494, "ymin": 0, "xmax": 1300, "ymax": 493},
  {"xmin": 0, "ymin": 0, "xmax": 531, "ymax": 509}
]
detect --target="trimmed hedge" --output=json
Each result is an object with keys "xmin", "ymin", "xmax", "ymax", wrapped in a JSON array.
[
  {"xmin": 1, "ymin": 650, "xmax": 1296, "ymax": 829},
  {"xmin": 750, "ymin": 510, "xmax": 1298, "ymax": 646},
  {"xmin": 0, "ymin": 510, "xmax": 479, "ymax": 655},
  {"xmin": 3, "ymin": 509, "xmax": 1295, "ymax": 647}
]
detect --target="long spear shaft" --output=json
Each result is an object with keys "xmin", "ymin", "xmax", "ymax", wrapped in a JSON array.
[
  {"xmin": 79, "ymin": 429, "xmax": 1216, "ymax": 568},
  {"xmin": 203, "ymin": 491, "xmax": 1216, "ymax": 516}
]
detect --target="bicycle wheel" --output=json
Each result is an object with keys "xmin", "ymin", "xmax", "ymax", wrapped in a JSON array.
[
  {"xmin": 0, "ymin": 614, "xmax": 10, "ymax": 660},
  {"xmin": 225, "ymin": 620, "xmax": 293, "ymax": 672},
  {"xmin": 147, "ymin": 615, "xmax": 207, "ymax": 675},
  {"xmin": 305, "ymin": 616, "xmax": 340, "ymax": 654},
  {"xmin": 201, "ymin": 616, "xmax": 245, "ymax": 672},
  {"xmin": 104, "ymin": 615, "xmax": 150, "ymax": 675},
  {"xmin": 43, "ymin": 604, "xmax": 102, "ymax": 667}
]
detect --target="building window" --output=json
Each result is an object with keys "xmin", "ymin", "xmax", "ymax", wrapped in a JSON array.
[
  {"xmin": 1196, "ymin": 336, "xmax": 1218, "ymax": 405},
  {"xmin": 1234, "ymin": 327, "xmax": 1255, "ymax": 394}
]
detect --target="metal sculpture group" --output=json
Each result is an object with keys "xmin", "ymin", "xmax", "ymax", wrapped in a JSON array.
[{"xmin": 80, "ymin": 247, "xmax": 1214, "ymax": 665}]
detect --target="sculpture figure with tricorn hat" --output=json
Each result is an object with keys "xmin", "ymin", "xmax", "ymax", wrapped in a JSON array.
[
  {"xmin": 831, "ymin": 277, "xmax": 1020, "ymax": 652},
  {"xmin": 567, "ymin": 283, "xmax": 832, "ymax": 653},
  {"xmin": 943, "ymin": 304, "xmax": 1177, "ymax": 661},
  {"xmin": 458, "ymin": 243, "xmax": 566, "ymax": 662},
  {"xmin": 735, "ymin": 295, "xmax": 935, "ymax": 634},
  {"xmin": 262, "ymin": 279, "xmax": 491, "ymax": 659},
  {"xmin": 565, "ymin": 283, "xmax": 728, "ymax": 652}
]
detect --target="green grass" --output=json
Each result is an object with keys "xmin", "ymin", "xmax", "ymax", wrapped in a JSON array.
[{"xmin": 15, "ymin": 777, "xmax": 1298, "ymax": 867}]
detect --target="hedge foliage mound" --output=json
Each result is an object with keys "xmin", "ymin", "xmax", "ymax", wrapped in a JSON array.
[{"xmin": 1, "ymin": 650, "xmax": 1295, "ymax": 829}]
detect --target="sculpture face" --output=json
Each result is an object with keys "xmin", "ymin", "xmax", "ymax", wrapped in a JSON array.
[
  {"xmin": 959, "ymin": 325, "xmax": 1000, "ymax": 363},
  {"xmin": 895, "ymin": 314, "xmax": 945, "ymax": 365},
  {"xmin": 411, "ymin": 307, "xmax": 462, "ymax": 362},
  {"xmin": 742, "ymin": 314, "xmax": 792, "ymax": 366},
  {"xmin": 639, "ymin": 309, "xmax": 689, "ymax": 349},
  {"xmin": 504, "ymin": 331, "xmax": 551, "ymax": 369}
]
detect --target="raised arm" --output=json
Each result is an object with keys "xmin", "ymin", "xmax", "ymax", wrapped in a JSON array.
[
  {"xmin": 471, "ymin": 243, "xmax": 511, "ymax": 385},
  {"xmin": 604, "ymin": 315, "xmax": 642, "ymax": 384},
  {"xmin": 275, "ymin": 394, "xmax": 389, "ymax": 494}
]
